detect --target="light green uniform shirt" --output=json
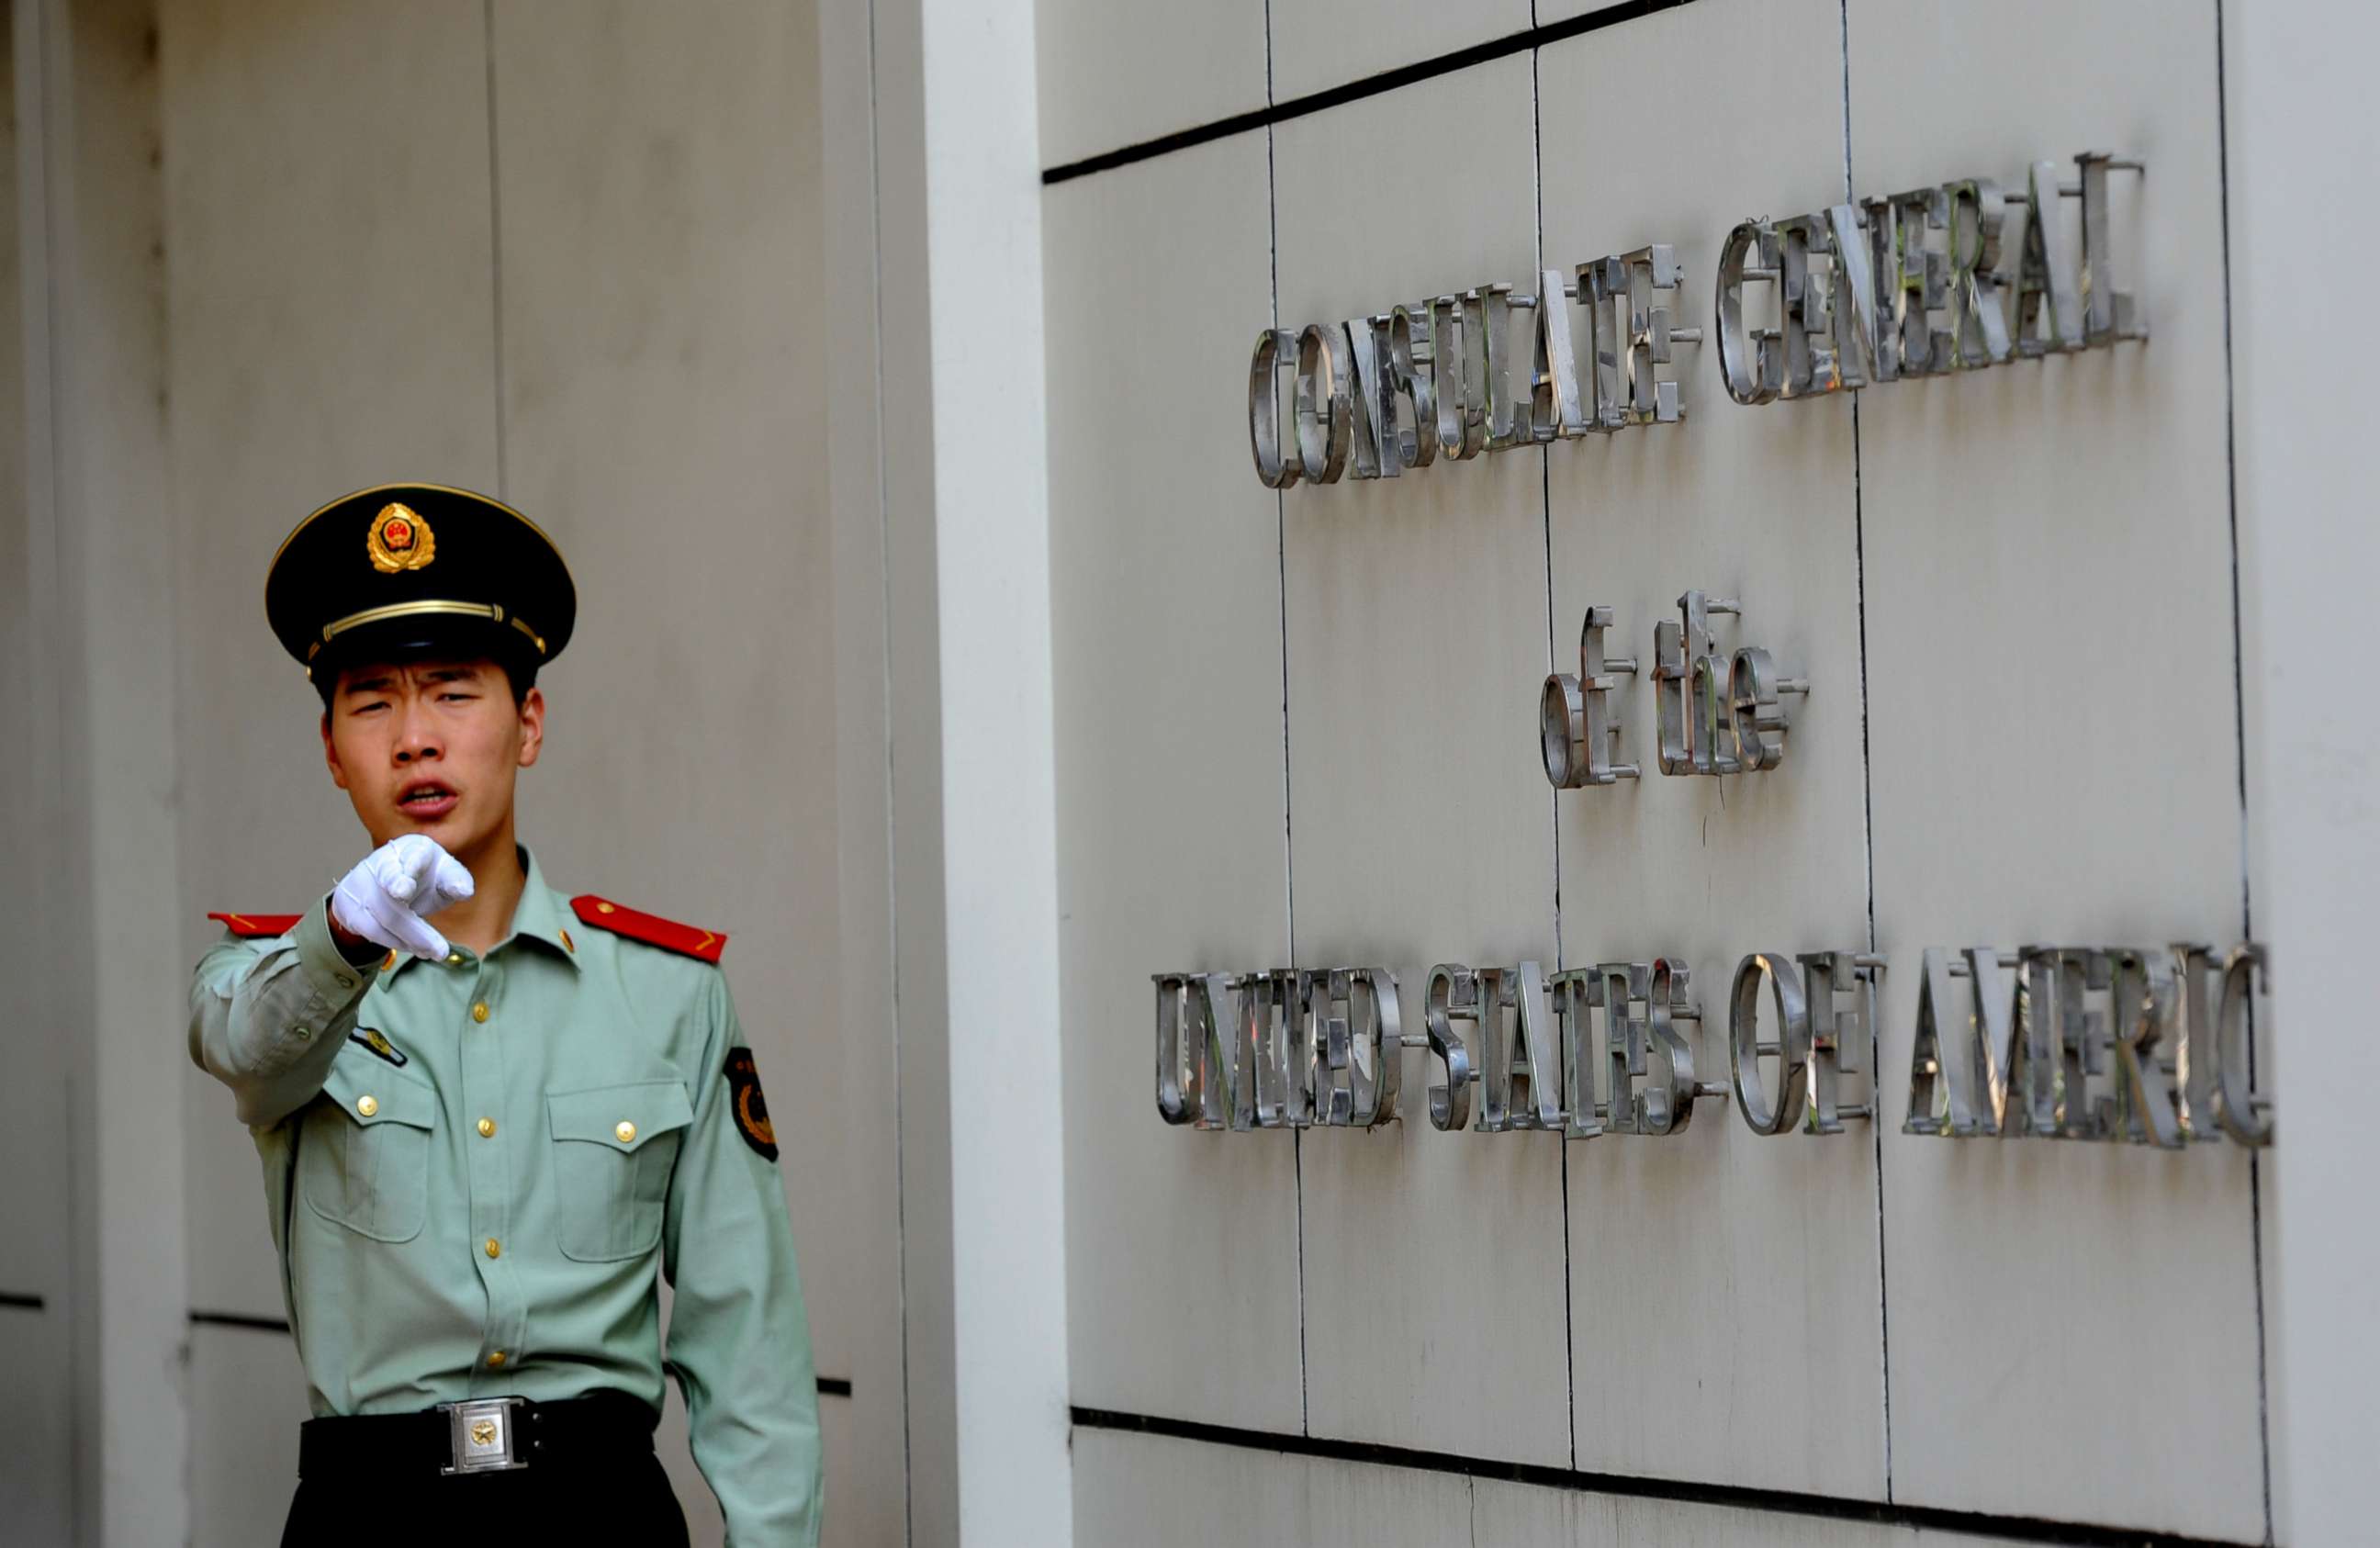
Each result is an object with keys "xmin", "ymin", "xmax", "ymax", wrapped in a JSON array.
[{"xmin": 188, "ymin": 847, "xmax": 822, "ymax": 1545}]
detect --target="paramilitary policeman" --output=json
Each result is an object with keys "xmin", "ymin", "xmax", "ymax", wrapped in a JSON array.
[{"xmin": 189, "ymin": 485, "xmax": 823, "ymax": 1545}]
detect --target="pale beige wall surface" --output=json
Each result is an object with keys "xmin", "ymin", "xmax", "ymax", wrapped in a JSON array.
[
  {"xmin": 1075, "ymin": 1430, "xmax": 2078, "ymax": 1547},
  {"xmin": 151, "ymin": 2, "xmax": 884, "ymax": 1543},
  {"xmin": 1034, "ymin": 0, "xmax": 1264, "ymax": 168},
  {"xmin": 1274, "ymin": 56, "xmax": 1568, "ymax": 1469},
  {"xmin": 1041, "ymin": 0, "xmax": 2271, "ymax": 1542},
  {"xmin": 2228, "ymin": 6, "xmax": 2380, "ymax": 1542},
  {"xmin": 187, "ymin": 1325, "xmax": 308, "ymax": 1547},
  {"xmin": 1043, "ymin": 129, "xmax": 1304, "ymax": 1434},
  {"xmin": 41, "ymin": 0, "xmax": 193, "ymax": 1535},
  {"xmin": 1267, "ymin": 0, "xmax": 1525, "ymax": 101},
  {"xmin": 0, "ymin": 5, "xmax": 73, "ymax": 1536},
  {"xmin": 1847, "ymin": 3, "xmax": 2265, "ymax": 1538},
  {"xmin": 1539, "ymin": 0, "xmax": 1881, "ymax": 1500}
]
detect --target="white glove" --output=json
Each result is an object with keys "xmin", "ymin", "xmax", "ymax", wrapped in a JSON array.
[{"xmin": 331, "ymin": 835, "xmax": 476, "ymax": 962}]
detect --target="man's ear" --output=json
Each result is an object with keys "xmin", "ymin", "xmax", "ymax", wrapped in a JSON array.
[
  {"xmin": 516, "ymin": 685, "xmax": 545, "ymax": 768},
  {"xmin": 321, "ymin": 710, "xmax": 352, "ymax": 791}
]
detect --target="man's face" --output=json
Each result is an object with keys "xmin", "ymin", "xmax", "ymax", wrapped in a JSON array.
[{"xmin": 321, "ymin": 656, "xmax": 544, "ymax": 854}]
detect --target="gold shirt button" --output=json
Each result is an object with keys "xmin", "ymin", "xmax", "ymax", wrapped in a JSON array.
[
  {"xmin": 597, "ymin": 901, "xmax": 616, "ymax": 914},
  {"xmin": 484, "ymin": 1238, "xmax": 501, "ymax": 1259},
  {"xmin": 471, "ymin": 1003, "xmax": 490, "ymax": 1023},
  {"xmin": 486, "ymin": 1351, "xmax": 507, "ymax": 1369},
  {"xmin": 447, "ymin": 952, "xmax": 462, "ymax": 965},
  {"xmin": 615, "ymin": 1121, "xmax": 637, "ymax": 1145},
  {"xmin": 477, "ymin": 1117, "xmax": 497, "ymax": 1139},
  {"xmin": 355, "ymin": 1095, "xmax": 378, "ymax": 1117}
]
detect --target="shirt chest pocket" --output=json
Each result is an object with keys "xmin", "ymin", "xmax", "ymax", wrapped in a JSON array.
[
  {"xmin": 303, "ymin": 1060, "xmax": 439, "ymax": 1243},
  {"xmin": 547, "ymin": 1081, "xmax": 694, "ymax": 1262}
]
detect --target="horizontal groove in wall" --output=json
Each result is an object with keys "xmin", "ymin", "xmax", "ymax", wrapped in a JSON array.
[
  {"xmin": 188, "ymin": 1307, "xmax": 290, "ymax": 1334},
  {"xmin": 0, "ymin": 1290, "xmax": 45, "ymax": 1311},
  {"xmin": 1070, "ymin": 1407, "xmax": 2256, "ymax": 1548},
  {"xmin": 185, "ymin": 1308, "xmax": 854, "ymax": 1397},
  {"xmin": 1040, "ymin": 0, "xmax": 1697, "ymax": 185}
]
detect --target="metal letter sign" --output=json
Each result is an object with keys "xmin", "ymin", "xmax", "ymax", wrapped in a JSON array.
[
  {"xmin": 1159, "ymin": 939, "xmax": 2271, "ymax": 1150},
  {"xmin": 1427, "ymin": 959, "xmax": 1726, "ymax": 1136},
  {"xmin": 1542, "ymin": 607, "xmax": 1640, "ymax": 789},
  {"xmin": 1577, "ymin": 248, "xmax": 1702, "ymax": 429},
  {"xmin": 1252, "ymin": 148, "xmax": 2146, "ymax": 478},
  {"xmin": 1902, "ymin": 944, "xmax": 2273, "ymax": 1148},
  {"xmin": 1650, "ymin": 591, "xmax": 1807, "ymax": 778},
  {"xmin": 1544, "ymin": 593, "xmax": 1805, "ymax": 791},
  {"xmin": 1251, "ymin": 244, "xmax": 1699, "ymax": 490},
  {"xmin": 1163, "ymin": 954, "xmax": 1874, "ymax": 1142},
  {"xmin": 1730, "ymin": 952, "xmax": 1885, "ymax": 1136},
  {"xmin": 1718, "ymin": 150, "xmax": 2144, "ymax": 408},
  {"xmin": 1154, "ymin": 969, "xmax": 1406, "ymax": 1131}
]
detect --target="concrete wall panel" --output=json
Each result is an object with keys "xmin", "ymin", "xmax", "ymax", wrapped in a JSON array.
[
  {"xmin": 186, "ymin": 1326, "xmax": 306, "ymax": 1547},
  {"xmin": 1072, "ymin": 1427, "xmax": 1309, "ymax": 1546},
  {"xmin": 0, "ymin": 10, "xmax": 70, "ymax": 1531},
  {"xmin": 1534, "ymin": 0, "xmax": 1665, "ymax": 24},
  {"xmin": 1274, "ymin": 56, "xmax": 1568, "ymax": 1466},
  {"xmin": 1475, "ymin": 1478, "xmax": 1917, "ymax": 1546},
  {"xmin": 1537, "ymin": 0, "xmax": 1883, "ymax": 1501},
  {"xmin": 1044, "ymin": 129, "xmax": 1305, "ymax": 1431},
  {"xmin": 1074, "ymin": 1428, "xmax": 1476, "ymax": 1548},
  {"xmin": 0, "ymin": 1306, "xmax": 73, "ymax": 1544},
  {"xmin": 1267, "ymin": 0, "xmax": 1528, "ymax": 104},
  {"xmin": 1847, "ymin": 1, "xmax": 2263, "ymax": 1536},
  {"xmin": 1035, "ymin": 0, "xmax": 1266, "ymax": 168}
]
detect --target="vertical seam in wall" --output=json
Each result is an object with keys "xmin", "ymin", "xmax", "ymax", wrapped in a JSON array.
[
  {"xmin": 151, "ymin": 17, "xmax": 194, "ymax": 1507},
  {"xmin": 1836, "ymin": 0, "xmax": 1892, "ymax": 1503},
  {"xmin": 480, "ymin": 0, "xmax": 507, "ymax": 500},
  {"xmin": 2209, "ymin": 4, "xmax": 2273, "ymax": 1540},
  {"xmin": 1526, "ymin": 6, "xmax": 1577, "ymax": 1476},
  {"xmin": 1262, "ymin": 0, "xmax": 1308, "ymax": 1441},
  {"xmin": 858, "ymin": 0, "xmax": 915, "ymax": 1537}
]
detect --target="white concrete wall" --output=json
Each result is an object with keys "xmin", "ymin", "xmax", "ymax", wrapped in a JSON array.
[
  {"xmin": 1042, "ymin": 1, "xmax": 2278, "ymax": 1543},
  {"xmin": 916, "ymin": 0, "xmax": 1074, "ymax": 1540},
  {"xmin": 2230, "ymin": 6, "xmax": 2380, "ymax": 1546}
]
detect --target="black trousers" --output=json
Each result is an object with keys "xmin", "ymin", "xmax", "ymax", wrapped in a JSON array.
[{"xmin": 282, "ymin": 1451, "xmax": 688, "ymax": 1543}]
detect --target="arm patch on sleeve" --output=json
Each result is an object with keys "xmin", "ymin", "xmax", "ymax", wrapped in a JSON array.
[{"xmin": 724, "ymin": 1049, "xmax": 779, "ymax": 1161}]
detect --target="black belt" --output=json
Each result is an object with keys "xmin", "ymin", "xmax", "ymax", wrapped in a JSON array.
[{"xmin": 299, "ymin": 1389, "xmax": 657, "ymax": 1479}]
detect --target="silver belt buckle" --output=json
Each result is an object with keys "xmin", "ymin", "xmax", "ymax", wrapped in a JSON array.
[{"xmin": 437, "ymin": 1396, "xmax": 530, "ymax": 1475}]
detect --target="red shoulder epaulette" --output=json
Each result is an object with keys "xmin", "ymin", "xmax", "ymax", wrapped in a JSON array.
[
  {"xmin": 569, "ymin": 894, "xmax": 727, "ymax": 964},
  {"xmin": 208, "ymin": 910, "xmax": 303, "ymax": 937}
]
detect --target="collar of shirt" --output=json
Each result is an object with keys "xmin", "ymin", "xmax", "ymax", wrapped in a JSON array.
[{"xmin": 383, "ymin": 844, "xmax": 582, "ymax": 978}]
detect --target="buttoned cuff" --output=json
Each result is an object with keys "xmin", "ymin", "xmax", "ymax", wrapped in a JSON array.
[{"xmin": 293, "ymin": 895, "xmax": 380, "ymax": 1010}]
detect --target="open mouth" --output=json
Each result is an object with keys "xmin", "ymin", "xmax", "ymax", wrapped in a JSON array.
[{"xmin": 398, "ymin": 780, "xmax": 459, "ymax": 819}]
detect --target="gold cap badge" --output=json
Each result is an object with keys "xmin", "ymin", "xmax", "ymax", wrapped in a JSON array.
[{"xmin": 365, "ymin": 501, "xmax": 436, "ymax": 574}]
